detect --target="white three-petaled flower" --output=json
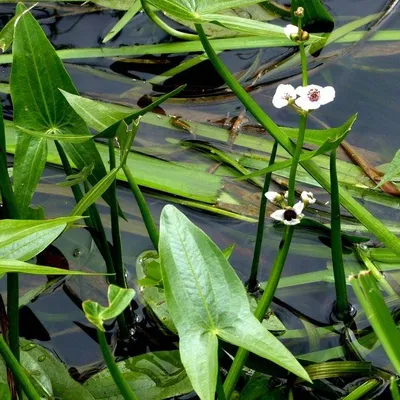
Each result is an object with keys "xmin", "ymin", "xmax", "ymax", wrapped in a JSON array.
[
  {"xmin": 265, "ymin": 191, "xmax": 283, "ymax": 203},
  {"xmin": 301, "ymin": 191, "xmax": 316, "ymax": 204},
  {"xmin": 284, "ymin": 24, "xmax": 298, "ymax": 40},
  {"xmin": 270, "ymin": 202, "xmax": 304, "ymax": 226},
  {"xmin": 272, "ymin": 84, "xmax": 297, "ymax": 109},
  {"xmin": 295, "ymin": 85, "xmax": 335, "ymax": 111}
]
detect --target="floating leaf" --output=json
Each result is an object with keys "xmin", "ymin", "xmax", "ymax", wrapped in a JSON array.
[
  {"xmin": 159, "ymin": 205, "xmax": 309, "ymax": 399},
  {"xmin": 85, "ymin": 351, "xmax": 192, "ymax": 399},
  {"xmin": 83, "ymin": 284, "xmax": 135, "ymax": 331}
]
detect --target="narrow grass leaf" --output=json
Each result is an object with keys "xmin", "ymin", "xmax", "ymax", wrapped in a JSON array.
[{"xmin": 376, "ymin": 149, "xmax": 400, "ymax": 188}]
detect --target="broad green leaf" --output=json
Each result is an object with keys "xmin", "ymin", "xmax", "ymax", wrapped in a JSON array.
[
  {"xmin": 83, "ymin": 284, "xmax": 135, "ymax": 331},
  {"xmin": 16, "ymin": 126, "xmax": 92, "ymax": 143},
  {"xmin": 147, "ymin": 0, "xmax": 266, "ymax": 20},
  {"xmin": 0, "ymin": 259, "xmax": 107, "ymax": 276},
  {"xmin": 10, "ymin": 8, "xmax": 114, "ymax": 216},
  {"xmin": 160, "ymin": 205, "xmax": 309, "ymax": 399},
  {"xmin": 84, "ymin": 350, "xmax": 192, "ymax": 399},
  {"xmin": 20, "ymin": 339, "xmax": 95, "ymax": 400},
  {"xmin": 103, "ymin": 1, "xmax": 143, "ymax": 43},
  {"xmin": 291, "ymin": 0, "xmax": 334, "ymax": 31},
  {"xmin": 0, "ymin": 216, "xmax": 82, "ymax": 261},
  {"xmin": 238, "ymin": 114, "xmax": 357, "ymax": 180},
  {"xmin": 377, "ymin": 149, "xmax": 400, "ymax": 188},
  {"xmin": 70, "ymin": 167, "xmax": 119, "ymax": 220}
]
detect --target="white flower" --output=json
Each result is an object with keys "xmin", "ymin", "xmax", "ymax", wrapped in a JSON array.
[
  {"xmin": 270, "ymin": 201, "xmax": 304, "ymax": 226},
  {"xmin": 272, "ymin": 84, "xmax": 297, "ymax": 109},
  {"xmin": 301, "ymin": 191, "xmax": 316, "ymax": 205},
  {"xmin": 284, "ymin": 24, "xmax": 299, "ymax": 40},
  {"xmin": 265, "ymin": 191, "xmax": 283, "ymax": 203},
  {"xmin": 295, "ymin": 85, "xmax": 335, "ymax": 111}
]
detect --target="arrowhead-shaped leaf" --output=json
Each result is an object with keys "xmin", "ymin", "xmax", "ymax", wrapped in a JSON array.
[
  {"xmin": 159, "ymin": 205, "xmax": 310, "ymax": 400},
  {"xmin": 83, "ymin": 285, "xmax": 135, "ymax": 331},
  {"xmin": 10, "ymin": 8, "xmax": 112, "ymax": 217}
]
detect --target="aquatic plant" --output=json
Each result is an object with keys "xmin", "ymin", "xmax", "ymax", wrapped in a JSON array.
[{"xmin": 0, "ymin": 1, "xmax": 398, "ymax": 400}]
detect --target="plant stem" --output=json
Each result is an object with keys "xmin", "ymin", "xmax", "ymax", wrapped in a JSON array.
[
  {"xmin": 299, "ymin": 42, "xmax": 308, "ymax": 86},
  {"xmin": 216, "ymin": 371, "xmax": 227, "ymax": 400},
  {"xmin": 247, "ymin": 141, "xmax": 278, "ymax": 291},
  {"xmin": 224, "ymin": 226, "xmax": 294, "ymax": 398},
  {"xmin": 0, "ymin": 335, "xmax": 41, "ymax": 400},
  {"xmin": 108, "ymin": 139, "xmax": 127, "ymax": 290},
  {"xmin": 141, "ymin": 0, "xmax": 198, "ymax": 41},
  {"xmin": 54, "ymin": 142, "xmax": 116, "ymax": 282},
  {"xmin": 287, "ymin": 114, "xmax": 307, "ymax": 206},
  {"xmin": 330, "ymin": 150, "xmax": 350, "ymax": 320},
  {"xmin": 97, "ymin": 329, "xmax": 139, "ymax": 400},
  {"xmin": 7, "ymin": 276, "xmax": 19, "ymax": 362},
  {"xmin": 122, "ymin": 164, "xmax": 159, "ymax": 250}
]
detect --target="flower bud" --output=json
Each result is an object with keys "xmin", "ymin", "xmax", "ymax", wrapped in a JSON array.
[
  {"xmin": 294, "ymin": 7, "xmax": 304, "ymax": 18},
  {"xmin": 301, "ymin": 30, "xmax": 309, "ymax": 42}
]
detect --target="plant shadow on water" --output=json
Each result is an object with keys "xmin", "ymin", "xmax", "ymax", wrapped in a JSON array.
[{"xmin": 0, "ymin": 0, "xmax": 400, "ymax": 399}]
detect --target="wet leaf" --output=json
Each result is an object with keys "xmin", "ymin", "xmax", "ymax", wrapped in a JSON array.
[
  {"xmin": 0, "ymin": 216, "xmax": 82, "ymax": 261},
  {"xmin": 19, "ymin": 339, "xmax": 95, "ymax": 400},
  {"xmin": 83, "ymin": 284, "xmax": 135, "ymax": 331},
  {"xmin": 159, "ymin": 205, "xmax": 309, "ymax": 399},
  {"xmin": 84, "ymin": 351, "xmax": 193, "ymax": 399}
]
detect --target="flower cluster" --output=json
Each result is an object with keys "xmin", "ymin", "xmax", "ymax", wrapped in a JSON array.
[
  {"xmin": 273, "ymin": 84, "xmax": 335, "ymax": 111},
  {"xmin": 265, "ymin": 191, "xmax": 316, "ymax": 226}
]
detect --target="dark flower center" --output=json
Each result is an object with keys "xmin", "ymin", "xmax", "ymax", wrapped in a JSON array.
[
  {"xmin": 307, "ymin": 89, "xmax": 320, "ymax": 102},
  {"xmin": 283, "ymin": 209, "xmax": 297, "ymax": 221}
]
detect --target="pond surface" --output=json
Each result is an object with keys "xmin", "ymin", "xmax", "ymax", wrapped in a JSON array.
[{"xmin": 1, "ymin": 0, "xmax": 400, "ymax": 397}]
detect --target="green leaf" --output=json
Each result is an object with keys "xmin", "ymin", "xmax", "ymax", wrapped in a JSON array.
[
  {"xmin": 57, "ymin": 163, "xmax": 94, "ymax": 187},
  {"xmin": 103, "ymin": 1, "xmax": 143, "ymax": 43},
  {"xmin": 10, "ymin": 8, "xmax": 114, "ymax": 216},
  {"xmin": 20, "ymin": 339, "xmax": 95, "ymax": 400},
  {"xmin": 0, "ymin": 216, "xmax": 82, "ymax": 261},
  {"xmin": 84, "ymin": 350, "xmax": 192, "ymax": 400},
  {"xmin": 377, "ymin": 149, "xmax": 400, "ymax": 188},
  {"xmin": 147, "ymin": 0, "xmax": 266, "ymax": 20},
  {"xmin": 238, "ymin": 114, "xmax": 357, "ymax": 181},
  {"xmin": 16, "ymin": 126, "xmax": 92, "ymax": 143},
  {"xmin": 159, "ymin": 205, "xmax": 309, "ymax": 399},
  {"xmin": 83, "ymin": 284, "xmax": 135, "ymax": 331},
  {"xmin": 291, "ymin": 0, "xmax": 334, "ymax": 31},
  {"xmin": 70, "ymin": 167, "xmax": 119, "ymax": 220},
  {"xmin": 0, "ymin": 259, "xmax": 108, "ymax": 276}
]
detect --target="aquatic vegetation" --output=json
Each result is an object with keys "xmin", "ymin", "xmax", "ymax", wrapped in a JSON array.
[{"xmin": 0, "ymin": 0, "xmax": 398, "ymax": 400}]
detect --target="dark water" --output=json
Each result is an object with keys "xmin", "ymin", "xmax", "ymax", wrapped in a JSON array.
[{"xmin": 1, "ymin": 0, "xmax": 400, "ymax": 394}]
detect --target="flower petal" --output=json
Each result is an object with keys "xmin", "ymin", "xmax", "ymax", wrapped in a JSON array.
[
  {"xmin": 272, "ymin": 84, "xmax": 296, "ymax": 109},
  {"xmin": 293, "ymin": 201, "xmax": 304, "ymax": 215},
  {"xmin": 301, "ymin": 191, "xmax": 316, "ymax": 204},
  {"xmin": 272, "ymin": 96, "xmax": 289, "ymax": 109},
  {"xmin": 295, "ymin": 97, "xmax": 320, "ymax": 111},
  {"xmin": 284, "ymin": 218, "xmax": 301, "ymax": 226},
  {"xmin": 319, "ymin": 86, "xmax": 335, "ymax": 105},
  {"xmin": 284, "ymin": 24, "xmax": 298, "ymax": 40},
  {"xmin": 270, "ymin": 209, "xmax": 285, "ymax": 221},
  {"xmin": 265, "ymin": 191, "xmax": 280, "ymax": 203}
]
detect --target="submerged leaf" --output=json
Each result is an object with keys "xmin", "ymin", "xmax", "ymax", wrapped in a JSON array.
[
  {"xmin": 159, "ymin": 205, "xmax": 309, "ymax": 399},
  {"xmin": 85, "ymin": 351, "xmax": 192, "ymax": 399}
]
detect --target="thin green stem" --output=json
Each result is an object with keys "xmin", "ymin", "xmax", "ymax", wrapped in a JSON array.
[
  {"xmin": 247, "ymin": 141, "xmax": 278, "ymax": 290},
  {"xmin": 7, "ymin": 275, "xmax": 19, "ymax": 363},
  {"xmin": 141, "ymin": 0, "xmax": 198, "ymax": 41},
  {"xmin": 0, "ymin": 335, "xmax": 41, "ymax": 400},
  {"xmin": 299, "ymin": 42, "xmax": 308, "ymax": 86},
  {"xmin": 224, "ymin": 226, "xmax": 294, "ymax": 398},
  {"xmin": 108, "ymin": 139, "xmax": 127, "ymax": 289},
  {"xmin": 122, "ymin": 164, "xmax": 159, "ymax": 250},
  {"xmin": 97, "ymin": 330, "xmax": 139, "ymax": 400},
  {"xmin": 342, "ymin": 378, "xmax": 379, "ymax": 400},
  {"xmin": 287, "ymin": 115, "xmax": 307, "ymax": 206},
  {"xmin": 54, "ymin": 142, "xmax": 117, "ymax": 282},
  {"xmin": 216, "ymin": 371, "xmax": 227, "ymax": 400},
  {"xmin": 330, "ymin": 150, "xmax": 350, "ymax": 320}
]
